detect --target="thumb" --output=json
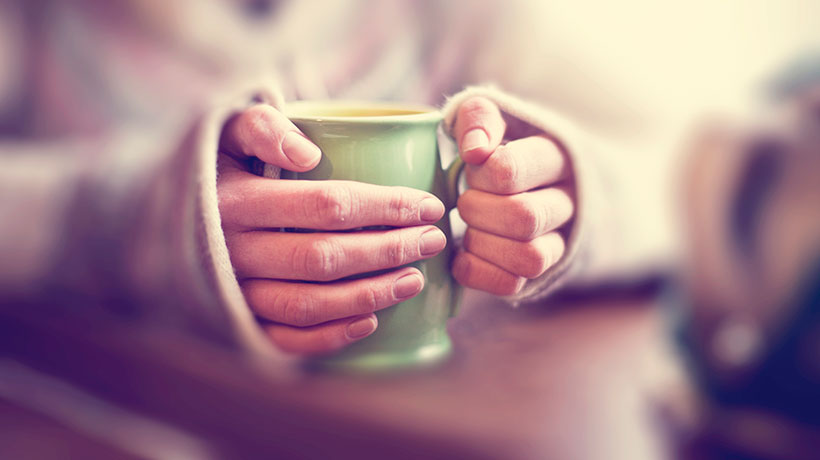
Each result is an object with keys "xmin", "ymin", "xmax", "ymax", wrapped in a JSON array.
[
  {"xmin": 220, "ymin": 104, "xmax": 321, "ymax": 172},
  {"xmin": 452, "ymin": 96, "xmax": 507, "ymax": 164}
]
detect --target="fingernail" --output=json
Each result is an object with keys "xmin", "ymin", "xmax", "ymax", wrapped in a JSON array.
[
  {"xmin": 419, "ymin": 228, "xmax": 447, "ymax": 256},
  {"xmin": 346, "ymin": 317, "xmax": 377, "ymax": 339},
  {"xmin": 394, "ymin": 273, "xmax": 424, "ymax": 299},
  {"xmin": 461, "ymin": 128, "xmax": 488, "ymax": 152},
  {"xmin": 282, "ymin": 131, "xmax": 321, "ymax": 168},
  {"xmin": 419, "ymin": 198, "xmax": 445, "ymax": 222}
]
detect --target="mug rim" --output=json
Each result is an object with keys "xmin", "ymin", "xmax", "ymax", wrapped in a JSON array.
[{"xmin": 284, "ymin": 100, "xmax": 442, "ymax": 124}]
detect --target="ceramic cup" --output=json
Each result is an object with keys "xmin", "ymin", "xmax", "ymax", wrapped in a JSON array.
[{"xmin": 279, "ymin": 100, "xmax": 464, "ymax": 371}]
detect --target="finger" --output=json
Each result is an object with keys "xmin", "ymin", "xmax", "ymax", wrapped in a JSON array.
[
  {"xmin": 451, "ymin": 251, "xmax": 526, "ymax": 296},
  {"xmin": 465, "ymin": 135, "xmax": 569, "ymax": 195},
  {"xmin": 456, "ymin": 186, "xmax": 574, "ymax": 241},
  {"xmin": 462, "ymin": 228, "xmax": 566, "ymax": 279},
  {"xmin": 220, "ymin": 104, "xmax": 321, "ymax": 172},
  {"xmin": 243, "ymin": 267, "xmax": 424, "ymax": 326},
  {"xmin": 229, "ymin": 225, "xmax": 447, "ymax": 281},
  {"xmin": 263, "ymin": 313, "xmax": 378, "ymax": 355},
  {"xmin": 218, "ymin": 172, "xmax": 445, "ymax": 231},
  {"xmin": 453, "ymin": 97, "xmax": 506, "ymax": 164}
]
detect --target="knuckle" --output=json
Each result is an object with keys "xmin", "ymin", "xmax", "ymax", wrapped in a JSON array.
[
  {"xmin": 387, "ymin": 188, "xmax": 416, "ymax": 223},
  {"xmin": 383, "ymin": 240, "xmax": 404, "ymax": 267},
  {"xmin": 297, "ymin": 238, "xmax": 342, "ymax": 281},
  {"xmin": 312, "ymin": 186, "xmax": 354, "ymax": 228},
  {"xmin": 241, "ymin": 106, "xmax": 277, "ymax": 150},
  {"xmin": 459, "ymin": 96, "xmax": 495, "ymax": 121},
  {"xmin": 542, "ymin": 203, "xmax": 555, "ymax": 231},
  {"xmin": 485, "ymin": 146, "xmax": 519, "ymax": 193},
  {"xmin": 382, "ymin": 233, "xmax": 412, "ymax": 267},
  {"xmin": 519, "ymin": 242, "xmax": 551, "ymax": 279},
  {"xmin": 510, "ymin": 198, "xmax": 542, "ymax": 240},
  {"xmin": 277, "ymin": 291, "xmax": 314, "ymax": 326},
  {"xmin": 493, "ymin": 272, "xmax": 525, "ymax": 296},
  {"xmin": 358, "ymin": 284, "xmax": 380, "ymax": 312}
]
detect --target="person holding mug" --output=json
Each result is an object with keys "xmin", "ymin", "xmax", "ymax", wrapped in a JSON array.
[
  {"xmin": 0, "ymin": 0, "xmax": 672, "ymax": 361},
  {"xmin": 217, "ymin": 92, "xmax": 577, "ymax": 357}
]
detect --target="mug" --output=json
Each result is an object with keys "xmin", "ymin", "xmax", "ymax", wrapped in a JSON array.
[{"xmin": 276, "ymin": 100, "xmax": 464, "ymax": 371}]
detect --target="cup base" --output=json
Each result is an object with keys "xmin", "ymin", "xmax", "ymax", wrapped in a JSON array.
[{"xmin": 306, "ymin": 336, "xmax": 452, "ymax": 373}]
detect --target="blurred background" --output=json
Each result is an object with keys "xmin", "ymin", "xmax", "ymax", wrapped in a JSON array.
[{"xmin": 0, "ymin": 0, "xmax": 818, "ymax": 459}]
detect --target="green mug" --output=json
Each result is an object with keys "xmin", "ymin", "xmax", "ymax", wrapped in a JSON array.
[{"xmin": 279, "ymin": 100, "xmax": 464, "ymax": 371}]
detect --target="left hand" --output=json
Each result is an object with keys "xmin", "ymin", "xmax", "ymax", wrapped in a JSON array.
[{"xmin": 451, "ymin": 97, "xmax": 576, "ymax": 296}]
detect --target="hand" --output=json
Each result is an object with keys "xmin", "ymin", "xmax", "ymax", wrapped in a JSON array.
[
  {"xmin": 451, "ymin": 97, "xmax": 575, "ymax": 296},
  {"xmin": 217, "ymin": 104, "xmax": 447, "ymax": 355}
]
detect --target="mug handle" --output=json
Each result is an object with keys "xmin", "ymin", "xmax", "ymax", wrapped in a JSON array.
[{"xmin": 444, "ymin": 157, "xmax": 465, "ymax": 209}]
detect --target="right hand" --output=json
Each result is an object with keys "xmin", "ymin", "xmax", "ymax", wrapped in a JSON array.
[{"xmin": 217, "ymin": 104, "xmax": 447, "ymax": 355}]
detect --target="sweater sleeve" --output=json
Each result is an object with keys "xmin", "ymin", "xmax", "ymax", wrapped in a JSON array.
[
  {"xmin": 0, "ymin": 77, "xmax": 286, "ymax": 356},
  {"xmin": 440, "ymin": 85, "xmax": 650, "ymax": 305},
  {"xmin": 191, "ymin": 77, "xmax": 287, "ymax": 355}
]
